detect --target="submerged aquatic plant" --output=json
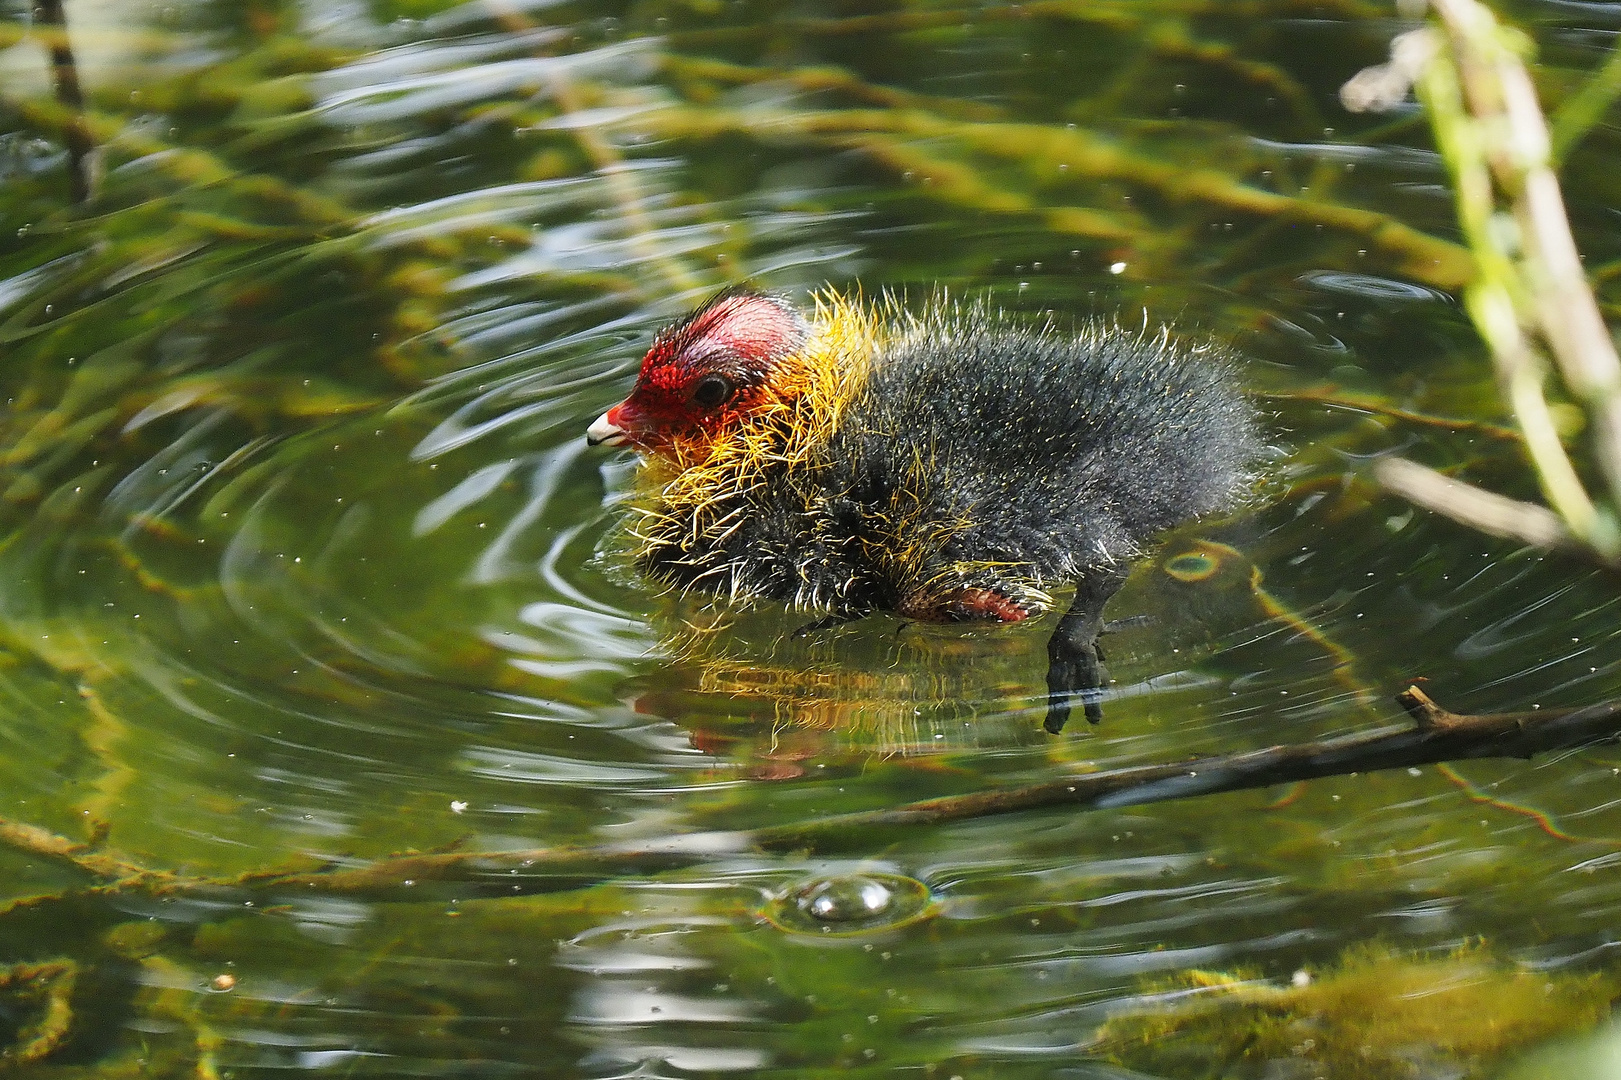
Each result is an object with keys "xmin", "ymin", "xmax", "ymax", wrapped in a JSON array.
[{"xmin": 1097, "ymin": 942, "xmax": 1617, "ymax": 1080}]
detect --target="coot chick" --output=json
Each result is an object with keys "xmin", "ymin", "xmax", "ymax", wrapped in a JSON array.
[{"xmin": 587, "ymin": 288, "xmax": 1258, "ymax": 731}]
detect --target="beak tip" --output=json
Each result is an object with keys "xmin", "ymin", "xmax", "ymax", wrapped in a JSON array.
[{"xmin": 586, "ymin": 412, "xmax": 627, "ymax": 447}]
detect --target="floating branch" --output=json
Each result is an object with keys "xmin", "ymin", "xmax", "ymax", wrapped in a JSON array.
[
  {"xmin": 750, "ymin": 686, "xmax": 1621, "ymax": 848},
  {"xmin": 4, "ymin": 687, "xmax": 1619, "ymax": 901}
]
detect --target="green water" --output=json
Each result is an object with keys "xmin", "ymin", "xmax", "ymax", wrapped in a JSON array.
[{"xmin": 3, "ymin": 0, "xmax": 1621, "ymax": 1076}]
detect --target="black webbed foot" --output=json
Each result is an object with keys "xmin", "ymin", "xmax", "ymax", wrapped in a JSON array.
[
  {"xmin": 1044, "ymin": 569, "xmax": 1129, "ymax": 734},
  {"xmin": 1046, "ymin": 631, "xmax": 1106, "ymax": 732}
]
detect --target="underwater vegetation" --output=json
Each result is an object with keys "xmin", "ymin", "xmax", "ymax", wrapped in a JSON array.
[
  {"xmin": 2, "ymin": 0, "xmax": 1621, "ymax": 1076},
  {"xmin": 1098, "ymin": 942, "xmax": 1618, "ymax": 1080}
]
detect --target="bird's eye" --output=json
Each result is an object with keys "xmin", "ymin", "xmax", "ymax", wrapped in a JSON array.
[{"xmin": 690, "ymin": 374, "xmax": 735, "ymax": 409}]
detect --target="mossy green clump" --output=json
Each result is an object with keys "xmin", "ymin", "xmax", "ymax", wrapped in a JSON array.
[{"xmin": 1097, "ymin": 943, "xmax": 1617, "ymax": 1080}]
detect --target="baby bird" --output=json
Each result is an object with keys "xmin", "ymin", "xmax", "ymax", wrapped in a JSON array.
[{"xmin": 587, "ymin": 288, "xmax": 1258, "ymax": 731}]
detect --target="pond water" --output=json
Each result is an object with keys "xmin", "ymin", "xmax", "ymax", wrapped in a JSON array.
[{"xmin": 4, "ymin": 0, "xmax": 1621, "ymax": 1076}]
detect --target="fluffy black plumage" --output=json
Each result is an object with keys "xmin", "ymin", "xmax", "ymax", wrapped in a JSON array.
[{"xmin": 835, "ymin": 314, "xmax": 1254, "ymax": 605}]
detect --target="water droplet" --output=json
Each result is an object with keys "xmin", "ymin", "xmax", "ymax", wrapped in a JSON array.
[
  {"xmin": 766, "ymin": 873, "xmax": 933, "ymax": 935},
  {"xmin": 801, "ymin": 876, "xmax": 893, "ymax": 921}
]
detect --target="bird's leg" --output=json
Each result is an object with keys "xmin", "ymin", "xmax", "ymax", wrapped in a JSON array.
[{"xmin": 1045, "ymin": 568, "xmax": 1129, "ymax": 734}]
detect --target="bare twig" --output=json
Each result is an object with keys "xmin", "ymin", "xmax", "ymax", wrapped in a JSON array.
[
  {"xmin": 1372, "ymin": 455, "xmax": 1594, "ymax": 555},
  {"xmin": 1344, "ymin": 3, "xmax": 1621, "ymax": 559},
  {"xmin": 1436, "ymin": 0, "xmax": 1621, "ymax": 520}
]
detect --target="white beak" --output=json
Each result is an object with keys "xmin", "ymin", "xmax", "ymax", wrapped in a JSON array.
[{"xmin": 586, "ymin": 412, "xmax": 627, "ymax": 447}]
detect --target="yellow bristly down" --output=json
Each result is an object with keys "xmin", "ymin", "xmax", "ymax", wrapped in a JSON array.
[{"xmin": 629, "ymin": 289, "xmax": 881, "ymax": 565}]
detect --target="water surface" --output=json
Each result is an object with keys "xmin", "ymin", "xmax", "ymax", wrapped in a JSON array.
[{"xmin": 2, "ymin": 1, "xmax": 1621, "ymax": 1076}]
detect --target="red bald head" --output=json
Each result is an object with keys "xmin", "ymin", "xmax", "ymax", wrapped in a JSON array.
[{"xmin": 587, "ymin": 289, "xmax": 809, "ymax": 453}]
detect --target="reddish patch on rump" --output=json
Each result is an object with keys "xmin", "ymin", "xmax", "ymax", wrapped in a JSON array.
[{"xmin": 901, "ymin": 587, "xmax": 1033, "ymax": 623}]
